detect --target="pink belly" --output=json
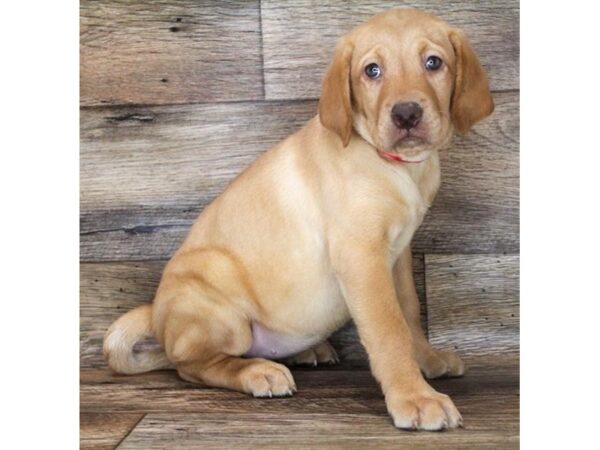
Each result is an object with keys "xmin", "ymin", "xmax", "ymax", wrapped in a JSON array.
[{"xmin": 243, "ymin": 321, "xmax": 320, "ymax": 359}]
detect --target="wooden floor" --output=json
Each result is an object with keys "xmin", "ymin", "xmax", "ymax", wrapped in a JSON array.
[
  {"xmin": 81, "ymin": 362, "xmax": 518, "ymax": 449},
  {"xmin": 80, "ymin": 1, "xmax": 519, "ymax": 448}
]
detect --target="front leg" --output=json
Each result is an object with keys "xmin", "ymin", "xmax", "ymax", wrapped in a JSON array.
[
  {"xmin": 393, "ymin": 248, "xmax": 465, "ymax": 379},
  {"xmin": 333, "ymin": 243, "xmax": 462, "ymax": 430}
]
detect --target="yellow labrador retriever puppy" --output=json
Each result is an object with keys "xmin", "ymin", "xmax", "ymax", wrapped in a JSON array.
[{"xmin": 104, "ymin": 8, "xmax": 493, "ymax": 430}]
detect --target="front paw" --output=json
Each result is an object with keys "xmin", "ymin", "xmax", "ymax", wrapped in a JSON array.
[
  {"xmin": 418, "ymin": 348, "xmax": 466, "ymax": 379},
  {"xmin": 386, "ymin": 386, "xmax": 463, "ymax": 431}
]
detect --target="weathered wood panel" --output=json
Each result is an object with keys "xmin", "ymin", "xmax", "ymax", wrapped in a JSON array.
[
  {"xmin": 80, "ymin": 256, "xmax": 425, "ymax": 369},
  {"xmin": 80, "ymin": 91, "xmax": 517, "ymax": 261},
  {"xmin": 425, "ymin": 255, "xmax": 519, "ymax": 363},
  {"xmin": 261, "ymin": 0, "xmax": 519, "ymax": 99},
  {"xmin": 80, "ymin": 100, "xmax": 312, "ymax": 212},
  {"xmin": 80, "ymin": 1, "xmax": 263, "ymax": 106},
  {"xmin": 414, "ymin": 91, "xmax": 519, "ymax": 253},
  {"xmin": 80, "ymin": 412, "xmax": 143, "ymax": 450},
  {"xmin": 81, "ymin": 366, "xmax": 518, "ymax": 449}
]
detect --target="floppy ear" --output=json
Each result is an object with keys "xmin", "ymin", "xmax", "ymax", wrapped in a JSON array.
[
  {"xmin": 449, "ymin": 30, "xmax": 494, "ymax": 134},
  {"xmin": 318, "ymin": 39, "xmax": 354, "ymax": 146}
]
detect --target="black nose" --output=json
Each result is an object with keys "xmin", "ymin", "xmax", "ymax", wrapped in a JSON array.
[{"xmin": 391, "ymin": 102, "xmax": 423, "ymax": 130}]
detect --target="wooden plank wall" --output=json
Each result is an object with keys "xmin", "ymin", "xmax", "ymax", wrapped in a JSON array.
[{"xmin": 81, "ymin": 0, "xmax": 519, "ymax": 373}]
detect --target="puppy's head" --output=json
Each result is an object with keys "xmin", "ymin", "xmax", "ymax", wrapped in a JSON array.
[{"xmin": 318, "ymin": 9, "xmax": 494, "ymax": 162}]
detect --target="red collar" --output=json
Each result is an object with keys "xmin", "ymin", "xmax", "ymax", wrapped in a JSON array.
[{"xmin": 377, "ymin": 149, "xmax": 424, "ymax": 164}]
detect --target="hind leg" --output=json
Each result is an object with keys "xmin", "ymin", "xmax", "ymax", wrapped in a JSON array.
[
  {"xmin": 154, "ymin": 252, "xmax": 297, "ymax": 397},
  {"xmin": 178, "ymin": 356, "xmax": 296, "ymax": 397},
  {"xmin": 159, "ymin": 300, "xmax": 297, "ymax": 397},
  {"xmin": 163, "ymin": 306, "xmax": 297, "ymax": 397},
  {"xmin": 169, "ymin": 315, "xmax": 296, "ymax": 397},
  {"xmin": 284, "ymin": 340, "xmax": 339, "ymax": 367},
  {"xmin": 153, "ymin": 248, "xmax": 299, "ymax": 397}
]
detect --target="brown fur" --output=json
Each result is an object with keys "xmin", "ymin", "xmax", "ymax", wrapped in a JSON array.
[{"xmin": 104, "ymin": 8, "xmax": 493, "ymax": 430}]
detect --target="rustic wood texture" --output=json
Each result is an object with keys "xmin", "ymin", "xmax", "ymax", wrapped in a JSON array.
[
  {"xmin": 120, "ymin": 412, "xmax": 518, "ymax": 449},
  {"xmin": 261, "ymin": 0, "xmax": 519, "ymax": 100},
  {"xmin": 80, "ymin": 366, "xmax": 518, "ymax": 449},
  {"xmin": 80, "ymin": 91, "xmax": 517, "ymax": 261},
  {"xmin": 426, "ymin": 255, "xmax": 519, "ymax": 364},
  {"xmin": 79, "ymin": 100, "xmax": 311, "ymax": 211},
  {"xmin": 414, "ymin": 91, "xmax": 518, "ymax": 253},
  {"xmin": 81, "ymin": 1, "xmax": 263, "ymax": 106},
  {"xmin": 81, "ymin": 365, "xmax": 518, "ymax": 414},
  {"xmin": 80, "ymin": 256, "xmax": 426, "ymax": 369},
  {"xmin": 80, "ymin": 412, "xmax": 144, "ymax": 450},
  {"xmin": 80, "ymin": 261, "xmax": 164, "ymax": 368}
]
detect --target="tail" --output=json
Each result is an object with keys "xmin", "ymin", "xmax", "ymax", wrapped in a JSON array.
[{"xmin": 103, "ymin": 304, "xmax": 171, "ymax": 374}]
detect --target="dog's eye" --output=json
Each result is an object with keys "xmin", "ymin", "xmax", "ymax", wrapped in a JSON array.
[
  {"xmin": 425, "ymin": 56, "xmax": 443, "ymax": 71},
  {"xmin": 365, "ymin": 63, "xmax": 382, "ymax": 79}
]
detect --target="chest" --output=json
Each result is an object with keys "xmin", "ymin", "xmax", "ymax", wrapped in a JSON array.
[{"xmin": 386, "ymin": 155, "xmax": 441, "ymax": 257}]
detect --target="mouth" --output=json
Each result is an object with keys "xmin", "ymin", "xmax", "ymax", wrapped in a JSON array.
[
  {"xmin": 376, "ymin": 130, "xmax": 431, "ymax": 163},
  {"xmin": 394, "ymin": 129, "xmax": 428, "ymax": 148}
]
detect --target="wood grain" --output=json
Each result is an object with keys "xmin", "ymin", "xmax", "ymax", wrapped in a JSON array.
[
  {"xmin": 120, "ymin": 409, "xmax": 518, "ymax": 449},
  {"xmin": 425, "ymin": 255, "xmax": 519, "ymax": 363},
  {"xmin": 80, "ymin": 1, "xmax": 263, "ymax": 106},
  {"xmin": 414, "ymin": 91, "xmax": 519, "ymax": 253},
  {"xmin": 80, "ymin": 261, "xmax": 164, "ymax": 368},
  {"xmin": 80, "ymin": 413, "xmax": 144, "ymax": 450},
  {"xmin": 81, "ymin": 369, "xmax": 390, "ymax": 415},
  {"xmin": 80, "ymin": 91, "xmax": 517, "ymax": 261},
  {"xmin": 80, "ymin": 100, "xmax": 312, "ymax": 211},
  {"xmin": 81, "ymin": 365, "xmax": 518, "ymax": 414},
  {"xmin": 261, "ymin": 0, "xmax": 519, "ymax": 99},
  {"xmin": 81, "ymin": 366, "xmax": 518, "ymax": 449},
  {"xmin": 80, "ymin": 256, "xmax": 425, "ymax": 369}
]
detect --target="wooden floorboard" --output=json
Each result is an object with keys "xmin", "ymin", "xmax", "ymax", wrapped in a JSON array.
[
  {"xmin": 80, "ymin": 365, "xmax": 518, "ymax": 448},
  {"xmin": 120, "ymin": 411, "xmax": 518, "ymax": 449},
  {"xmin": 261, "ymin": 0, "xmax": 519, "ymax": 99},
  {"xmin": 80, "ymin": 0, "xmax": 263, "ymax": 106},
  {"xmin": 81, "ymin": 365, "xmax": 518, "ymax": 414},
  {"xmin": 80, "ymin": 91, "xmax": 517, "ymax": 261},
  {"xmin": 80, "ymin": 412, "xmax": 144, "ymax": 450},
  {"xmin": 426, "ymin": 255, "xmax": 519, "ymax": 359},
  {"xmin": 80, "ymin": 256, "xmax": 426, "ymax": 369}
]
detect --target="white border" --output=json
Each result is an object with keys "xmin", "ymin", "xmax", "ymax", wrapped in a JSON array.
[
  {"xmin": 1, "ymin": 1, "xmax": 79, "ymax": 448},
  {"xmin": 522, "ymin": 1, "xmax": 600, "ymax": 448}
]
